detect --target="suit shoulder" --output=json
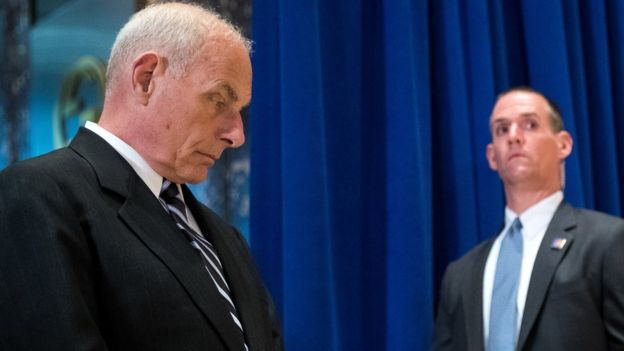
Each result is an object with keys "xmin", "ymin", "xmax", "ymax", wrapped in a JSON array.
[
  {"xmin": 0, "ymin": 148, "xmax": 97, "ymax": 215},
  {"xmin": 0, "ymin": 147, "xmax": 84, "ymax": 184},
  {"xmin": 574, "ymin": 207, "xmax": 624, "ymax": 235},
  {"xmin": 561, "ymin": 207, "xmax": 624, "ymax": 258},
  {"xmin": 443, "ymin": 239, "xmax": 494, "ymax": 292},
  {"xmin": 451, "ymin": 239, "xmax": 493, "ymax": 266},
  {"xmin": 576, "ymin": 207, "xmax": 624, "ymax": 224}
]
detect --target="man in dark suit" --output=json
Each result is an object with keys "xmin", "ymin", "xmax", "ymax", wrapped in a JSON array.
[
  {"xmin": 432, "ymin": 87, "xmax": 624, "ymax": 350},
  {"xmin": 0, "ymin": 3, "xmax": 282, "ymax": 350}
]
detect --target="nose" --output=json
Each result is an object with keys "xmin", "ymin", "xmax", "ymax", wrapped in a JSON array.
[
  {"xmin": 221, "ymin": 112, "xmax": 246, "ymax": 148},
  {"xmin": 508, "ymin": 123, "xmax": 523, "ymax": 145}
]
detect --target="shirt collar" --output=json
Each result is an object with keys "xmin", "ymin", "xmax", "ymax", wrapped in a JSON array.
[
  {"xmin": 85, "ymin": 121, "xmax": 163, "ymax": 198},
  {"xmin": 504, "ymin": 190, "xmax": 564, "ymax": 240}
]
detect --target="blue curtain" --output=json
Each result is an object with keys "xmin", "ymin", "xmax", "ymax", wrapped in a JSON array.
[{"xmin": 250, "ymin": 1, "xmax": 624, "ymax": 350}]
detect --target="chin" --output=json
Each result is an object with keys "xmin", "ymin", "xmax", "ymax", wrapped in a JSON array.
[
  {"xmin": 186, "ymin": 174, "xmax": 209, "ymax": 184},
  {"xmin": 176, "ymin": 169, "xmax": 209, "ymax": 184}
]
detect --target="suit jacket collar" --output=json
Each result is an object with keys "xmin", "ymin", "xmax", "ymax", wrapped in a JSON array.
[
  {"xmin": 70, "ymin": 127, "xmax": 137, "ymax": 198},
  {"xmin": 70, "ymin": 128, "xmax": 247, "ymax": 351},
  {"xmin": 517, "ymin": 201, "xmax": 576, "ymax": 350}
]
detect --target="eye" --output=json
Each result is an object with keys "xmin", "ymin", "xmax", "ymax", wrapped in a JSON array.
[
  {"xmin": 522, "ymin": 119, "xmax": 539, "ymax": 130},
  {"xmin": 210, "ymin": 95, "xmax": 226, "ymax": 111},
  {"xmin": 494, "ymin": 124, "xmax": 509, "ymax": 136}
]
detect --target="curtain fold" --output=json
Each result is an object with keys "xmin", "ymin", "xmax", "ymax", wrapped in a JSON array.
[
  {"xmin": 384, "ymin": 1, "xmax": 432, "ymax": 350},
  {"xmin": 250, "ymin": 1, "xmax": 624, "ymax": 350}
]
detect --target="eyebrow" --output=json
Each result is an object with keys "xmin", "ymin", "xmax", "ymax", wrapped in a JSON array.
[
  {"xmin": 490, "ymin": 112, "xmax": 539, "ymax": 128},
  {"xmin": 219, "ymin": 83, "xmax": 238, "ymax": 103},
  {"xmin": 216, "ymin": 83, "xmax": 251, "ymax": 109}
]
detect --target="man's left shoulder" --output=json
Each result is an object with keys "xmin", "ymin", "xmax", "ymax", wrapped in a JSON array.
[
  {"xmin": 570, "ymin": 206, "xmax": 624, "ymax": 243},
  {"xmin": 574, "ymin": 207, "xmax": 624, "ymax": 229}
]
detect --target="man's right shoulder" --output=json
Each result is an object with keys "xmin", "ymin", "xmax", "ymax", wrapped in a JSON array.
[{"xmin": 444, "ymin": 239, "xmax": 494, "ymax": 277}]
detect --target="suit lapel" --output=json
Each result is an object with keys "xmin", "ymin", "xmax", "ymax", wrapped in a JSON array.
[
  {"xmin": 70, "ymin": 128, "xmax": 244, "ymax": 351},
  {"xmin": 464, "ymin": 240, "xmax": 495, "ymax": 351},
  {"xmin": 183, "ymin": 186, "xmax": 261, "ymax": 350},
  {"xmin": 517, "ymin": 202, "xmax": 576, "ymax": 350},
  {"xmin": 119, "ymin": 186, "xmax": 245, "ymax": 351}
]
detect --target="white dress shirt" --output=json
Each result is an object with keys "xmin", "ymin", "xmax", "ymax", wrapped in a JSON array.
[
  {"xmin": 482, "ymin": 190, "xmax": 563, "ymax": 343},
  {"xmin": 84, "ymin": 122, "xmax": 203, "ymax": 234}
]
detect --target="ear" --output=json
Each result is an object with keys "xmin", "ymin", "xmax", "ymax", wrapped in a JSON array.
[
  {"xmin": 131, "ymin": 52, "xmax": 161, "ymax": 105},
  {"xmin": 555, "ymin": 130, "xmax": 573, "ymax": 160},
  {"xmin": 486, "ymin": 143, "xmax": 498, "ymax": 171}
]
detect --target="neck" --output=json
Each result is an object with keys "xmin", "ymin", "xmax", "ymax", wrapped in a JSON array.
[
  {"xmin": 504, "ymin": 185, "xmax": 560, "ymax": 214},
  {"xmin": 98, "ymin": 109, "xmax": 167, "ymax": 177}
]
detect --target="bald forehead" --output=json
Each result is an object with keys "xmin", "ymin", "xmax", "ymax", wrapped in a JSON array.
[
  {"xmin": 488, "ymin": 91, "xmax": 551, "ymax": 133},
  {"xmin": 495, "ymin": 90, "xmax": 548, "ymax": 109},
  {"xmin": 191, "ymin": 39, "xmax": 252, "ymax": 106},
  {"xmin": 491, "ymin": 91, "xmax": 548, "ymax": 117}
]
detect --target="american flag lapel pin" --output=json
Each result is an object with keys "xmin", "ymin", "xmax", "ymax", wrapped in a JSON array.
[{"xmin": 551, "ymin": 237, "xmax": 567, "ymax": 250}]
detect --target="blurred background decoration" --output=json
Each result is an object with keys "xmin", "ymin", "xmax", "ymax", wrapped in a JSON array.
[
  {"xmin": 1, "ymin": 0, "xmax": 30, "ymax": 165},
  {"xmin": 52, "ymin": 55, "xmax": 106, "ymax": 148}
]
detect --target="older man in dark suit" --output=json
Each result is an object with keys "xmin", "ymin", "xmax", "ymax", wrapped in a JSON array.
[
  {"xmin": 432, "ymin": 87, "xmax": 624, "ymax": 351},
  {"xmin": 0, "ymin": 3, "xmax": 282, "ymax": 350}
]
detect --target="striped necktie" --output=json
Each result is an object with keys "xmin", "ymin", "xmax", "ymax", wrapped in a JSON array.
[{"xmin": 159, "ymin": 179, "xmax": 248, "ymax": 350}]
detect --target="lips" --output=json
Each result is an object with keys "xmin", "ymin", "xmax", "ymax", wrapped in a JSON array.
[
  {"xmin": 197, "ymin": 151, "xmax": 218, "ymax": 164},
  {"xmin": 508, "ymin": 152, "xmax": 526, "ymax": 161}
]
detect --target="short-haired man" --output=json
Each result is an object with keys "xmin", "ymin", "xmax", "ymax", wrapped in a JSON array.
[
  {"xmin": 432, "ymin": 87, "xmax": 624, "ymax": 350},
  {"xmin": 0, "ymin": 3, "xmax": 282, "ymax": 350}
]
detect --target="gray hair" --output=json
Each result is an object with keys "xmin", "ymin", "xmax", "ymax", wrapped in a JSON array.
[{"xmin": 106, "ymin": 2, "xmax": 251, "ymax": 94}]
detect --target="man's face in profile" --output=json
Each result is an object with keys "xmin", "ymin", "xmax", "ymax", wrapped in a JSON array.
[{"xmin": 154, "ymin": 42, "xmax": 252, "ymax": 184}]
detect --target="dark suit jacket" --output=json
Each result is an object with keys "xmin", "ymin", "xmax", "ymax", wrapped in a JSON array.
[
  {"xmin": 433, "ymin": 201, "xmax": 624, "ymax": 351},
  {"xmin": 0, "ymin": 128, "xmax": 282, "ymax": 351}
]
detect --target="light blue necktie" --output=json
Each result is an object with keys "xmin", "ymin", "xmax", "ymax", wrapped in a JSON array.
[{"xmin": 488, "ymin": 218, "xmax": 523, "ymax": 351}]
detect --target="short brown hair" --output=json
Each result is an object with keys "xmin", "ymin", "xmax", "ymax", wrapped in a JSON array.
[{"xmin": 496, "ymin": 86, "xmax": 564, "ymax": 132}]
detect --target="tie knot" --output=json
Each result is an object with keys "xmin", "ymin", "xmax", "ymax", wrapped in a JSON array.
[
  {"xmin": 160, "ymin": 179, "xmax": 187, "ymax": 219},
  {"xmin": 507, "ymin": 217, "xmax": 523, "ymax": 250},
  {"xmin": 160, "ymin": 179, "xmax": 180, "ymax": 202},
  {"xmin": 510, "ymin": 217, "xmax": 523, "ymax": 233}
]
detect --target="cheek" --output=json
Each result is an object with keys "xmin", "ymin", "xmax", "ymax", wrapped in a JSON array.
[
  {"xmin": 177, "ymin": 127, "xmax": 213, "ymax": 152},
  {"xmin": 490, "ymin": 145, "xmax": 506, "ymax": 167},
  {"xmin": 535, "ymin": 139, "xmax": 559, "ymax": 160},
  {"xmin": 542, "ymin": 149, "xmax": 561, "ymax": 168}
]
